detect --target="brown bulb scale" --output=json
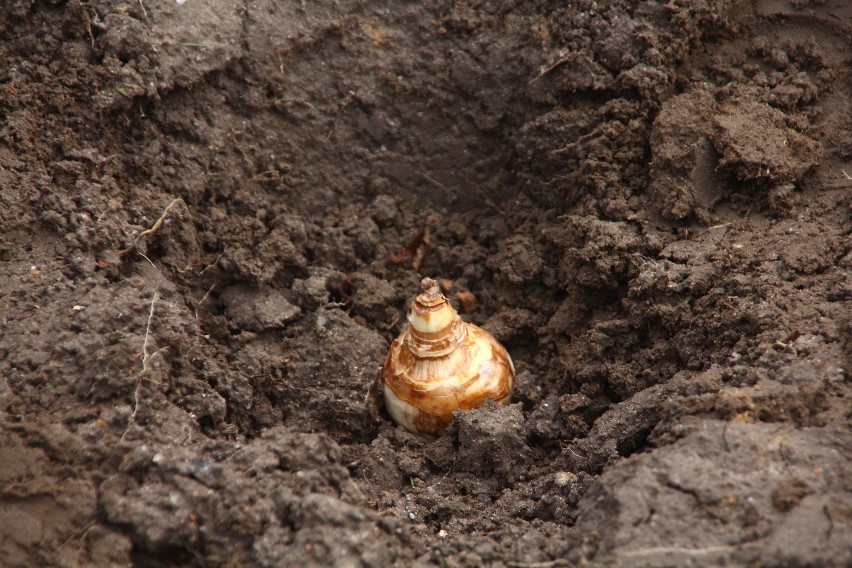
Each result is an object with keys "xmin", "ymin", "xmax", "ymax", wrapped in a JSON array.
[{"xmin": 381, "ymin": 278, "xmax": 515, "ymax": 436}]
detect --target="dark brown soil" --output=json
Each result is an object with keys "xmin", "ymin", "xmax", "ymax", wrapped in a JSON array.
[{"xmin": 1, "ymin": 0, "xmax": 850, "ymax": 566}]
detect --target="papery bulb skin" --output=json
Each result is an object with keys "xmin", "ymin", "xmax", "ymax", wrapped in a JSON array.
[{"xmin": 381, "ymin": 278, "xmax": 515, "ymax": 436}]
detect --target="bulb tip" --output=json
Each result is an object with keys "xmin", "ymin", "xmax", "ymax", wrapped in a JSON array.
[{"xmin": 420, "ymin": 277, "xmax": 440, "ymax": 299}]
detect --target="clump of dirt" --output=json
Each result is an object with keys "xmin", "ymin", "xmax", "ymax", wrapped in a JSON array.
[{"xmin": 1, "ymin": 0, "xmax": 850, "ymax": 566}]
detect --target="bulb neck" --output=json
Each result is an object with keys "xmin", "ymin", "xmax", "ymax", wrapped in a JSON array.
[{"xmin": 406, "ymin": 278, "xmax": 466, "ymax": 358}]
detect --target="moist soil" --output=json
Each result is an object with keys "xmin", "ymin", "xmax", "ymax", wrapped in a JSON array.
[{"xmin": 1, "ymin": 0, "xmax": 850, "ymax": 566}]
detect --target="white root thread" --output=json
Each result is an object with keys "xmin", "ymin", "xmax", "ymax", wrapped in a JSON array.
[
  {"xmin": 621, "ymin": 545, "xmax": 738, "ymax": 558},
  {"xmin": 121, "ymin": 291, "xmax": 162, "ymax": 443},
  {"xmin": 141, "ymin": 291, "xmax": 158, "ymax": 371},
  {"xmin": 194, "ymin": 284, "xmax": 216, "ymax": 338}
]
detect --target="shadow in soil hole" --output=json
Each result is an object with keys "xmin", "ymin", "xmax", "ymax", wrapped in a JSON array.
[
  {"xmin": 615, "ymin": 423, "xmax": 656, "ymax": 459},
  {"xmin": 131, "ymin": 545, "xmax": 196, "ymax": 568}
]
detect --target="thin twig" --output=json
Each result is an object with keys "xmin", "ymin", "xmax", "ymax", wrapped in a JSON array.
[
  {"xmin": 117, "ymin": 198, "xmax": 186, "ymax": 255},
  {"xmin": 137, "ymin": 199, "xmax": 183, "ymax": 240},
  {"xmin": 275, "ymin": 98, "xmax": 316, "ymax": 110},
  {"xmin": 419, "ymin": 172, "xmax": 448, "ymax": 190},
  {"xmin": 248, "ymin": 170, "xmax": 282, "ymax": 183},
  {"xmin": 199, "ymin": 249, "xmax": 225, "ymax": 275},
  {"xmin": 136, "ymin": 250, "xmax": 156, "ymax": 267},
  {"xmin": 549, "ymin": 130, "xmax": 597, "ymax": 155},
  {"xmin": 475, "ymin": 186, "xmax": 507, "ymax": 216},
  {"xmin": 529, "ymin": 54, "xmax": 572, "ymax": 84}
]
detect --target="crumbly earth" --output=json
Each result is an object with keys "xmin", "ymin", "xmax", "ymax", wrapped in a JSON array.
[{"xmin": 0, "ymin": 0, "xmax": 850, "ymax": 566}]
